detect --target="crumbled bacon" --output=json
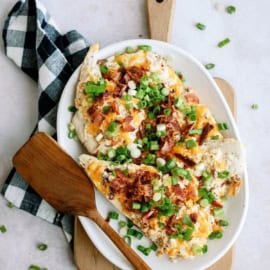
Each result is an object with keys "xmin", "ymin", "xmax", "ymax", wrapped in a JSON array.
[
  {"xmin": 199, "ymin": 123, "xmax": 214, "ymax": 145},
  {"xmin": 122, "ymin": 115, "xmax": 135, "ymax": 132},
  {"xmin": 211, "ymin": 201, "xmax": 223, "ymax": 208},
  {"xmin": 114, "ymin": 83, "xmax": 128, "ymax": 97},
  {"xmin": 180, "ymin": 123, "xmax": 194, "ymax": 136},
  {"xmin": 103, "ymin": 70, "xmax": 122, "ymax": 82},
  {"xmin": 189, "ymin": 213, "xmax": 198, "ymax": 223},
  {"xmin": 142, "ymin": 209, "xmax": 158, "ymax": 224},
  {"xmin": 87, "ymin": 107, "xmax": 105, "ymax": 126},
  {"xmin": 172, "ymin": 185, "xmax": 187, "ymax": 203},
  {"xmin": 185, "ymin": 93, "xmax": 199, "ymax": 104},
  {"xmin": 110, "ymin": 100, "xmax": 119, "ymax": 113},
  {"xmin": 175, "ymin": 153, "xmax": 196, "ymax": 168},
  {"xmin": 159, "ymin": 115, "xmax": 181, "ymax": 133},
  {"xmin": 126, "ymin": 66, "xmax": 146, "ymax": 83},
  {"xmin": 160, "ymin": 137, "xmax": 175, "ymax": 154},
  {"xmin": 166, "ymin": 215, "xmax": 176, "ymax": 235},
  {"xmin": 109, "ymin": 169, "xmax": 130, "ymax": 194}
]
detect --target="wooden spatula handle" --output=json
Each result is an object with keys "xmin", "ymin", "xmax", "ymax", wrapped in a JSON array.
[
  {"xmin": 146, "ymin": 0, "xmax": 176, "ymax": 41},
  {"xmin": 92, "ymin": 212, "xmax": 151, "ymax": 270}
]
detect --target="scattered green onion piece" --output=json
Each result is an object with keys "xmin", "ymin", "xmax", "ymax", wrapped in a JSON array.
[
  {"xmin": 166, "ymin": 159, "xmax": 176, "ymax": 170},
  {"xmin": 164, "ymin": 108, "xmax": 171, "ymax": 116},
  {"xmin": 218, "ymin": 170, "xmax": 230, "ymax": 179},
  {"xmin": 85, "ymin": 78, "xmax": 107, "ymax": 98},
  {"xmin": 68, "ymin": 105, "xmax": 77, "ymax": 112},
  {"xmin": 0, "ymin": 225, "xmax": 7, "ymax": 233},
  {"xmin": 202, "ymin": 171, "xmax": 211, "ymax": 180},
  {"xmin": 118, "ymin": 61, "xmax": 124, "ymax": 67},
  {"xmin": 122, "ymin": 94, "xmax": 132, "ymax": 101},
  {"xmin": 141, "ymin": 204, "xmax": 151, "ymax": 213},
  {"xmin": 125, "ymin": 46, "xmax": 135, "ymax": 53},
  {"xmin": 214, "ymin": 208, "xmax": 224, "ymax": 219},
  {"xmin": 132, "ymin": 202, "xmax": 141, "ymax": 210},
  {"xmin": 226, "ymin": 5, "xmax": 236, "ymax": 14},
  {"xmin": 186, "ymin": 139, "xmax": 197, "ymax": 149},
  {"xmin": 125, "ymin": 103, "xmax": 133, "ymax": 110},
  {"xmin": 148, "ymin": 111, "xmax": 155, "ymax": 120},
  {"xmin": 37, "ymin": 243, "xmax": 48, "ymax": 251},
  {"xmin": 119, "ymin": 221, "xmax": 127, "ymax": 228},
  {"xmin": 196, "ymin": 23, "xmax": 206, "ymax": 31},
  {"xmin": 218, "ymin": 38, "xmax": 231, "ymax": 48},
  {"xmin": 127, "ymin": 219, "xmax": 134, "ymax": 228},
  {"xmin": 171, "ymin": 176, "xmax": 179, "ymax": 185},
  {"xmin": 183, "ymin": 227, "xmax": 194, "ymax": 241},
  {"xmin": 189, "ymin": 129, "xmax": 202, "ymax": 135},
  {"xmin": 192, "ymin": 244, "xmax": 202, "ymax": 255},
  {"xmin": 217, "ymin": 122, "xmax": 228, "ymax": 131},
  {"xmin": 149, "ymin": 141, "xmax": 159, "ymax": 150},
  {"xmin": 251, "ymin": 104, "xmax": 258, "ymax": 110},
  {"xmin": 103, "ymin": 105, "xmax": 110, "ymax": 114},
  {"xmin": 7, "ymin": 202, "xmax": 14, "ymax": 208},
  {"xmin": 137, "ymin": 245, "xmax": 151, "ymax": 256},
  {"xmin": 108, "ymin": 211, "xmax": 119, "ymax": 220},
  {"xmin": 107, "ymin": 148, "xmax": 116, "ymax": 159},
  {"xmin": 200, "ymin": 198, "xmax": 210, "ymax": 208},
  {"xmin": 123, "ymin": 235, "xmax": 132, "ymax": 245},
  {"xmin": 205, "ymin": 63, "xmax": 215, "ymax": 70},
  {"xmin": 143, "ymin": 154, "xmax": 156, "ymax": 165},
  {"xmin": 111, "ymin": 170, "xmax": 116, "ymax": 177},
  {"xmin": 108, "ymin": 121, "xmax": 119, "ymax": 132},
  {"xmin": 127, "ymin": 228, "xmax": 143, "ymax": 240},
  {"xmin": 202, "ymin": 245, "xmax": 208, "ymax": 254},
  {"xmin": 208, "ymin": 231, "xmax": 223, "ymax": 239},
  {"xmin": 138, "ymin": 45, "xmax": 152, "ymax": 51},
  {"xmin": 220, "ymin": 220, "xmax": 229, "ymax": 227},
  {"xmin": 151, "ymin": 242, "xmax": 158, "ymax": 251},
  {"xmin": 28, "ymin": 265, "xmax": 42, "ymax": 270},
  {"xmin": 211, "ymin": 134, "xmax": 220, "ymax": 140},
  {"xmin": 122, "ymin": 169, "xmax": 129, "ymax": 175},
  {"xmin": 100, "ymin": 64, "xmax": 108, "ymax": 74},
  {"xmin": 183, "ymin": 215, "xmax": 193, "ymax": 226}
]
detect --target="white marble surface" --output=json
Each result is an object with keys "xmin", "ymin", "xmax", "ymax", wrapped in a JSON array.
[{"xmin": 0, "ymin": 0, "xmax": 269, "ymax": 269}]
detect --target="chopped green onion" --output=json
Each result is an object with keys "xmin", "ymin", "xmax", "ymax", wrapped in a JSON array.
[
  {"xmin": 141, "ymin": 203, "xmax": 151, "ymax": 213},
  {"xmin": 137, "ymin": 245, "xmax": 151, "ymax": 256},
  {"xmin": 68, "ymin": 105, "xmax": 77, "ymax": 112},
  {"xmin": 149, "ymin": 141, "xmax": 159, "ymax": 150},
  {"xmin": 108, "ymin": 121, "xmax": 119, "ymax": 132},
  {"xmin": 251, "ymin": 104, "xmax": 258, "ymax": 110},
  {"xmin": 214, "ymin": 208, "xmax": 224, "ymax": 219},
  {"xmin": 189, "ymin": 129, "xmax": 202, "ymax": 135},
  {"xmin": 218, "ymin": 170, "xmax": 230, "ymax": 179},
  {"xmin": 121, "ymin": 169, "xmax": 129, "ymax": 175},
  {"xmin": 117, "ymin": 61, "xmax": 124, "ymax": 67},
  {"xmin": 202, "ymin": 171, "xmax": 211, "ymax": 180},
  {"xmin": 217, "ymin": 122, "xmax": 228, "ymax": 130},
  {"xmin": 125, "ymin": 103, "xmax": 133, "ymax": 110},
  {"xmin": 122, "ymin": 94, "xmax": 132, "ymax": 101},
  {"xmin": 226, "ymin": 5, "xmax": 236, "ymax": 14},
  {"xmin": 211, "ymin": 134, "xmax": 220, "ymax": 140},
  {"xmin": 218, "ymin": 38, "xmax": 231, "ymax": 48},
  {"xmin": 198, "ymin": 188, "xmax": 215, "ymax": 203},
  {"xmin": 183, "ymin": 215, "xmax": 193, "ymax": 226},
  {"xmin": 127, "ymin": 228, "xmax": 143, "ymax": 239},
  {"xmin": 108, "ymin": 211, "xmax": 119, "ymax": 220},
  {"xmin": 200, "ymin": 198, "xmax": 210, "ymax": 208},
  {"xmin": 166, "ymin": 159, "xmax": 176, "ymax": 170},
  {"xmin": 28, "ymin": 265, "xmax": 43, "ymax": 270},
  {"xmin": 143, "ymin": 154, "xmax": 156, "ymax": 165},
  {"xmin": 132, "ymin": 202, "xmax": 141, "ymax": 210},
  {"xmin": 172, "ymin": 167, "xmax": 192, "ymax": 180},
  {"xmin": 7, "ymin": 202, "xmax": 14, "ymax": 208},
  {"xmin": 119, "ymin": 221, "xmax": 127, "ymax": 228},
  {"xmin": 205, "ymin": 63, "xmax": 215, "ymax": 70},
  {"xmin": 100, "ymin": 64, "xmax": 108, "ymax": 74},
  {"xmin": 103, "ymin": 105, "xmax": 110, "ymax": 114},
  {"xmin": 220, "ymin": 220, "xmax": 229, "ymax": 227},
  {"xmin": 192, "ymin": 244, "xmax": 202, "ymax": 255},
  {"xmin": 67, "ymin": 123, "xmax": 77, "ymax": 140},
  {"xmin": 0, "ymin": 225, "xmax": 7, "ymax": 233},
  {"xmin": 107, "ymin": 148, "xmax": 116, "ymax": 159},
  {"xmin": 123, "ymin": 235, "xmax": 132, "ymax": 245},
  {"xmin": 37, "ymin": 243, "xmax": 48, "ymax": 251},
  {"xmin": 202, "ymin": 245, "xmax": 208, "ymax": 254},
  {"xmin": 85, "ymin": 78, "xmax": 107, "ymax": 98},
  {"xmin": 171, "ymin": 176, "xmax": 179, "ymax": 185},
  {"xmin": 183, "ymin": 227, "xmax": 194, "ymax": 241},
  {"xmin": 125, "ymin": 46, "xmax": 135, "ymax": 53},
  {"xmin": 151, "ymin": 242, "xmax": 158, "ymax": 251},
  {"xmin": 138, "ymin": 45, "xmax": 152, "ymax": 51},
  {"xmin": 186, "ymin": 139, "xmax": 197, "ymax": 149},
  {"xmin": 208, "ymin": 231, "xmax": 223, "ymax": 239},
  {"xmin": 196, "ymin": 23, "xmax": 206, "ymax": 31},
  {"xmin": 148, "ymin": 111, "xmax": 155, "ymax": 119},
  {"xmin": 127, "ymin": 219, "xmax": 134, "ymax": 228},
  {"xmin": 164, "ymin": 108, "xmax": 171, "ymax": 116},
  {"xmin": 111, "ymin": 170, "xmax": 116, "ymax": 177}
]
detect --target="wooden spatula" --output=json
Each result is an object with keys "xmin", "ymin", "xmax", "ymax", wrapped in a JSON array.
[{"xmin": 12, "ymin": 132, "xmax": 151, "ymax": 270}]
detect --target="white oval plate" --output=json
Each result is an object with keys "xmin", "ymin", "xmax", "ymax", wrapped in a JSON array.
[{"xmin": 57, "ymin": 39, "xmax": 248, "ymax": 270}]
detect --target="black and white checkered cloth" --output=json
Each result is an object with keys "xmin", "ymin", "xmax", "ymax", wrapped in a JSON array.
[{"xmin": 1, "ymin": 0, "xmax": 89, "ymax": 241}]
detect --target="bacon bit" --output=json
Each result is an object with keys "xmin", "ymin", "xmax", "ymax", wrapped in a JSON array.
[
  {"xmin": 103, "ymin": 70, "xmax": 122, "ymax": 82},
  {"xmin": 110, "ymin": 100, "xmax": 119, "ymax": 113},
  {"xmin": 199, "ymin": 123, "xmax": 214, "ymax": 145},
  {"xmin": 189, "ymin": 213, "xmax": 198, "ymax": 223},
  {"xmin": 126, "ymin": 66, "xmax": 146, "ymax": 83},
  {"xmin": 114, "ymin": 83, "xmax": 128, "ymax": 97},
  {"xmin": 142, "ymin": 209, "xmax": 158, "ymax": 224},
  {"xmin": 160, "ymin": 116, "xmax": 181, "ymax": 132},
  {"xmin": 180, "ymin": 123, "xmax": 194, "ymax": 136},
  {"xmin": 160, "ymin": 138, "xmax": 175, "ymax": 154},
  {"xmin": 185, "ymin": 93, "xmax": 200, "ymax": 104},
  {"xmin": 211, "ymin": 201, "xmax": 223, "ymax": 208},
  {"xmin": 122, "ymin": 115, "xmax": 135, "ymax": 132},
  {"xmin": 87, "ymin": 107, "xmax": 105, "ymax": 126},
  {"xmin": 109, "ymin": 169, "xmax": 130, "ymax": 194},
  {"xmin": 172, "ymin": 185, "xmax": 187, "ymax": 202},
  {"xmin": 175, "ymin": 153, "xmax": 196, "ymax": 168},
  {"xmin": 166, "ymin": 215, "xmax": 176, "ymax": 235}
]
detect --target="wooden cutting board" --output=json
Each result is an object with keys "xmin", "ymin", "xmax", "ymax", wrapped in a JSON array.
[{"xmin": 73, "ymin": 77, "xmax": 236, "ymax": 270}]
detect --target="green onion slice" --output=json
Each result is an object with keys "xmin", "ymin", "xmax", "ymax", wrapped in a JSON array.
[
  {"xmin": 205, "ymin": 63, "xmax": 215, "ymax": 70},
  {"xmin": 37, "ymin": 243, "xmax": 48, "ymax": 251},
  {"xmin": 196, "ymin": 23, "xmax": 206, "ymax": 31},
  {"xmin": 226, "ymin": 5, "xmax": 236, "ymax": 14},
  {"xmin": 218, "ymin": 38, "xmax": 231, "ymax": 48}
]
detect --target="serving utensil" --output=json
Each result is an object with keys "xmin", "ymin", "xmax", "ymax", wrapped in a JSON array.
[{"xmin": 13, "ymin": 132, "xmax": 151, "ymax": 270}]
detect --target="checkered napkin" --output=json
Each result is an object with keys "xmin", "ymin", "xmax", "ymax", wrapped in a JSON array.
[{"xmin": 1, "ymin": 0, "xmax": 89, "ymax": 241}]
